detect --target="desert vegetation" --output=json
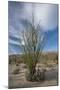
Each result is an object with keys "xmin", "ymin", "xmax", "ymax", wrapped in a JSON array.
[
  {"xmin": 20, "ymin": 5, "xmax": 47, "ymax": 81},
  {"xmin": 9, "ymin": 52, "xmax": 58, "ymax": 88},
  {"xmin": 8, "ymin": 4, "xmax": 58, "ymax": 89}
]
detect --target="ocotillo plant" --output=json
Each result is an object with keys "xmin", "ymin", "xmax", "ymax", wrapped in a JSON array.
[{"xmin": 21, "ymin": 4, "xmax": 46, "ymax": 80}]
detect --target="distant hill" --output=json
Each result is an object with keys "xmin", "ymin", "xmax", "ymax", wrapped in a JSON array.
[{"xmin": 9, "ymin": 52, "xmax": 58, "ymax": 64}]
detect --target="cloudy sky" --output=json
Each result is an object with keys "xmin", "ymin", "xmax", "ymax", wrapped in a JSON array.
[{"xmin": 8, "ymin": 1, "xmax": 58, "ymax": 55}]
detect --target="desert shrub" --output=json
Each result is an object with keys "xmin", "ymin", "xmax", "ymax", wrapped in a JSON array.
[
  {"xmin": 9, "ymin": 57, "xmax": 13, "ymax": 64},
  {"xmin": 56, "ymin": 55, "xmax": 58, "ymax": 60},
  {"xmin": 12, "ymin": 68, "xmax": 20, "ymax": 74},
  {"xmin": 55, "ymin": 55, "xmax": 58, "ymax": 64},
  {"xmin": 9, "ymin": 55, "xmax": 16, "ymax": 64},
  {"xmin": 20, "ymin": 5, "xmax": 46, "ymax": 81},
  {"xmin": 16, "ymin": 63, "xmax": 19, "ymax": 66},
  {"xmin": 9, "ymin": 59, "xmax": 11, "ymax": 64}
]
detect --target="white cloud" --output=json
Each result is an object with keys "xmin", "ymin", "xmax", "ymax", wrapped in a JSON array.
[
  {"xmin": 23, "ymin": 3, "xmax": 58, "ymax": 31},
  {"xmin": 8, "ymin": 2, "xmax": 58, "ymax": 54},
  {"xmin": 9, "ymin": 2, "xmax": 58, "ymax": 31}
]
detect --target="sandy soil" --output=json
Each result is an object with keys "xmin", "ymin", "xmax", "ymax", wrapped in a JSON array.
[{"xmin": 8, "ymin": 63, "xmax": 58, "ymax": 89}]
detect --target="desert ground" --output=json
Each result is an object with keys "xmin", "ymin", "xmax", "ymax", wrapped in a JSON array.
[{"xmin": 9, "ymin": 61, "xmax": 58, "ymax": 88}]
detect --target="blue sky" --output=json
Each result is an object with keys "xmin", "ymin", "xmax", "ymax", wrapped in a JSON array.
[{"xmin": 8, "ymin": 1, "xmax": 58, "ymax": 55}]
